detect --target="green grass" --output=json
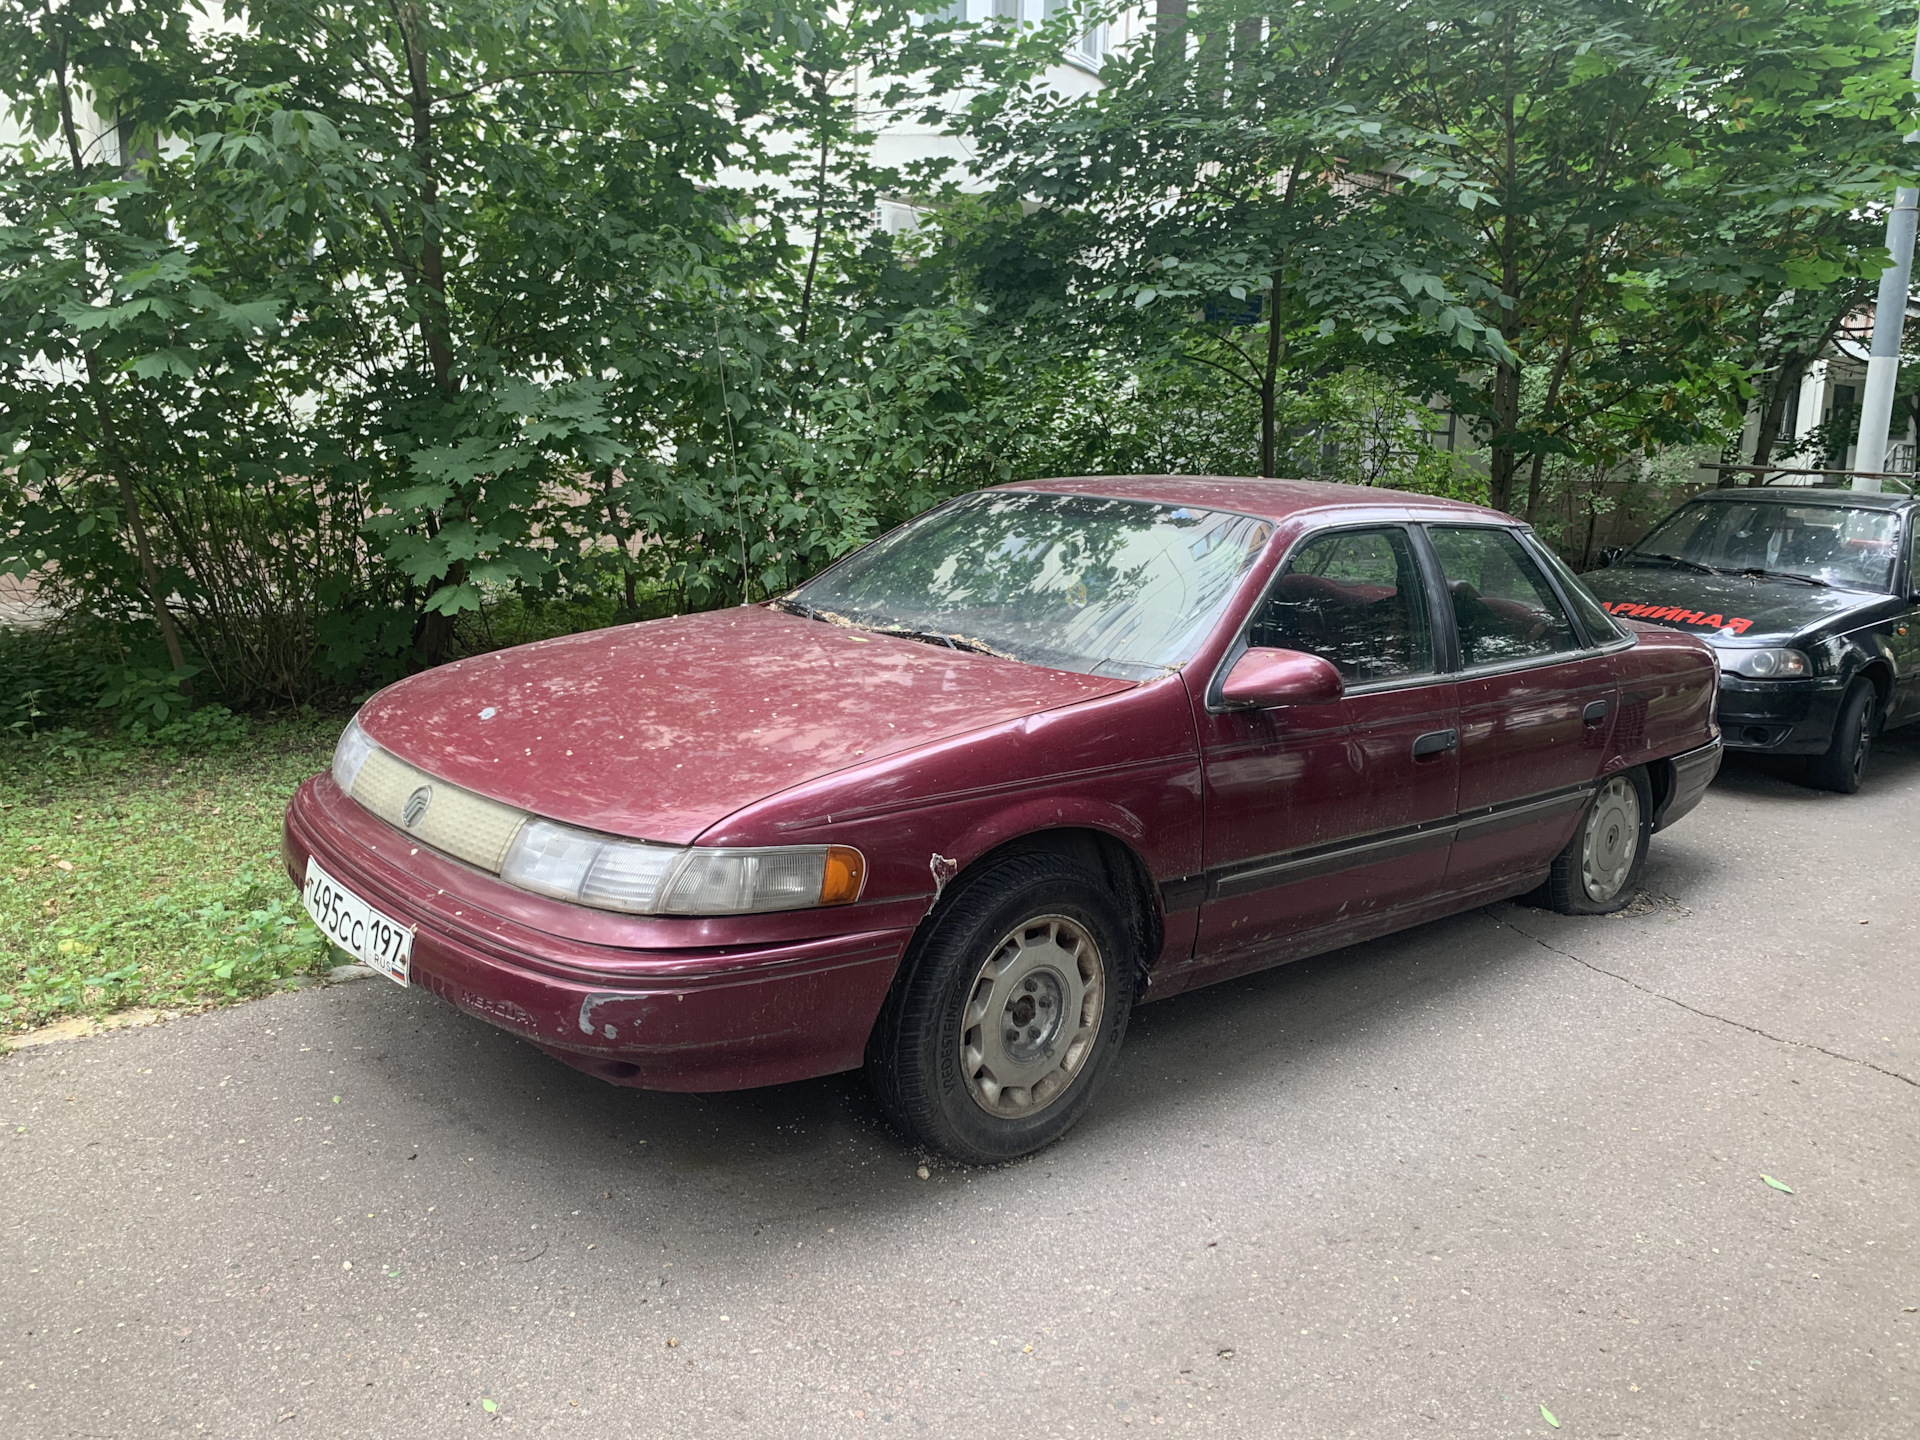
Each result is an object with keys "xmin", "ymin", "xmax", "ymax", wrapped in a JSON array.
[{"xmin": 0, "ymin": 714, "xmax": 345, "ymax": 1036}]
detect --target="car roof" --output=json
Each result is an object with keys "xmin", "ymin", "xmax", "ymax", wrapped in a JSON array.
[
  {"xmin": 1688, "ymin": 486, "xmax": 1915, "ymax": 511},
  {"xmin": 994, "ymin": 474, "xmax": 1510, "ymax": 524}
]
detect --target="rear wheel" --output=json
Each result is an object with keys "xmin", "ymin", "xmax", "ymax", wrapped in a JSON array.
[
  {"xmin": 1539, "ymin": 768, "xmax": 1651, "ymax": 915},
  {"xmin": 1806, "ymin": 678, "xmax": 1874, "ymax": 795},
  {"xmin": 865, "ymin": 853, "xmax": 1135, "ymax": 1164}
]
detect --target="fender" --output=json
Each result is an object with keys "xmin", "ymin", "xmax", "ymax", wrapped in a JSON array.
[{"xmin": 938, "ymin": 793, "xmax": 1153, "ymax": 878}]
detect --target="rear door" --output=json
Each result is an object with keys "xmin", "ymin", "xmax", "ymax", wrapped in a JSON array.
[
  {"xmin": 1190, "ymin": 524, "xmax": 1459, "ymax": 973},
  {"xmin": 1423, "ymin": 525, "xmax": 1621, "ymax": 893}
]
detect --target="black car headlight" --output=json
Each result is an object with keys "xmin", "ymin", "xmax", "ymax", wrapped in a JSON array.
[{"xmin": 1716, "ymin": 647, "xmax": 1809, "ymax": 679}]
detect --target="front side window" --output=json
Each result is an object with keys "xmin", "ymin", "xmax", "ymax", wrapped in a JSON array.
[
  {"xmin": 1626, "ymin": 500, "xmax": 1900, "ymax": 592},
  {"xmin": 1429, "ymin": 526, "xmax": 1579, "ymax": 668},
  {"xmin": 786, "ymin": 490, "xmax": 1273, "ymax": 681},
  {"xmin": 1250, "ymin": 527, "xmax": 1433, "ymax": 684}
]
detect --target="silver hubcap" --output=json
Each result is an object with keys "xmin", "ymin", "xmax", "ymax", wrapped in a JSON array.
[
  {"xmin": 959, "ymin": 915, "xmax": 1104, "ymax": 1119},
  {"xmin": 1581, "ymin": 775, "xmax": 1641, "ymax": 902}
]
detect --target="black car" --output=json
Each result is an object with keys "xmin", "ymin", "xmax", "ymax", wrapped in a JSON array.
[{"xmin": 1584, "ymin": 486, "xmax": 1920, "ymax": 793}]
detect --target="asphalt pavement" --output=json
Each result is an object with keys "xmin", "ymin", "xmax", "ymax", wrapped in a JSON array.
[{"xmin": 4, "ymin": 735, "xmax": 1918, "ymax": 1439}]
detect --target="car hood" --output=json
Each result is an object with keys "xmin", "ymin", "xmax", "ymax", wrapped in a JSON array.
[
  {"xmin": 1583, "ymin": 564, "xmax": 1890, "ymax": 644},
  {"xmin": 355, "ymin": 606, "xmax": 1134, "ymax": 844}
]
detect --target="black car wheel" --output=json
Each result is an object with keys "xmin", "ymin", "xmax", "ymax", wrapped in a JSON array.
[
  {"xmin": 1537, "ymin": 768, "xmax": 1652, "ymax": 916},
  {"xmin": 866, "ymin": 852, "xmax": 1135, "ymax": 1164},
  {"xmin": 1807, "ymin": 678, "xmax": 1874, "ymax": 795}
]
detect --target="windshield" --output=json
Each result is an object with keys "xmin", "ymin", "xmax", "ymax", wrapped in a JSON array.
[
  {"xmin": 785, "ymin": 490, "xmax": 1273, "ymax": 680},
  {"xmin": 1627, "ymin": 500, "xmax": 1900, "ymax": 592}
]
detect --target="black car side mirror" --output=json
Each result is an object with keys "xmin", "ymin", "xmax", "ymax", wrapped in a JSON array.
[{"xmin": 1596, "ymin": 546, "xmax": 1625, "ymax": 568}]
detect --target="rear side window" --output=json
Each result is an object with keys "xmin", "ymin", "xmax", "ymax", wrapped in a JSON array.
[
  {"xmin": 1251, "ymin": 527, "xmax": 1434, "ymax": 684},
  {"xmin": 1526, "ymin": 538, "xmax": 1625, "ymax": 644},
  {"xmin": 1428, "ymin": 526, "xmax": 1579, "ymax": 668}
]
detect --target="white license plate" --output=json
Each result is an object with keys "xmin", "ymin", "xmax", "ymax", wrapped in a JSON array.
[{"xmin": 303, "ymin": 856, "xmax": 413, "ymax": 987}]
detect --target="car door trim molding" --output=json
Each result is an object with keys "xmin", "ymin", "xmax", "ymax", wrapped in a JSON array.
[{"xmin": 1161, "ymin": 777, "xmax": 1600, "ymax": 912}]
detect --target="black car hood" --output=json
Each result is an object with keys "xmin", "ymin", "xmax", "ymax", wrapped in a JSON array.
[{"xmin": 1583, "ymin": 564, "xmax": 1892, "ymax": 644}]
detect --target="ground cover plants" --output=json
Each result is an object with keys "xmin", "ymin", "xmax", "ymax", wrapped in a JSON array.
[{"xmin": 0, "ymin": 712, "xmax": 341, "ymax": 1038}]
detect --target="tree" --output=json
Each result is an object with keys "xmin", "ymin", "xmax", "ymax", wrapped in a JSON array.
[
  {"xmin": 962, "ymin": 0, "xmax": 1512, "ymax": 480},
  {"xmin": 1373, "ymin": 0, "xmax": 1919, "ymax": 513}
]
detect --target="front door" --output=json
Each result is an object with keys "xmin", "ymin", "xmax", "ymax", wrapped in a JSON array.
[
  {"xmin": 1191, "ymin": 525, "xmax": 1460, "ymax": 976},
  {"xmin": 1424, "ymin": 525, "xmax": 1620, "ymax": 892},
  {"xmin": 1890, "ymin": 515, "xmax": 1920, "ymax": 728}
]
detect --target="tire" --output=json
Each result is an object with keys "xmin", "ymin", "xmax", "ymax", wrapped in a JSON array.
[
  {"xmin": 1539, "ymin": 768, "xmax": 1652, "ymax": 915},
  {"xmin": 865, "ymin": 852, "xmax": 1136, "ymax": 1164},
  {"xmin": 1806, "ymin": 678, "xmax": 1874, "ymax": 795}
]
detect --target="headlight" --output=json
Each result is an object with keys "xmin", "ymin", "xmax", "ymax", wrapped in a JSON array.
[
  {"xmin": 1717, "ymin": 647, "xmax": 1809, "ymax": 679},
  {"xmin": 331, "ymin": 716, "xmax": 377, "ymax": 793},
  {"xmin": 499, "ymin": 818, "xmax": 866, "ymax": 916}
]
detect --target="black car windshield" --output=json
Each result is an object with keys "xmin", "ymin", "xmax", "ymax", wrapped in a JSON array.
[
  {"xmin": 1625, "ymin": 500, "xmax": 1900, "ymax": 592},
  {"xmin": 784, "ymin": 490, "xmax": 1274, "ymax": 680}
]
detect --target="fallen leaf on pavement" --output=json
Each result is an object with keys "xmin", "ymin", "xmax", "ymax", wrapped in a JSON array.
[
  {"xmin": 1761, "ymin": 1175, "xmax": 1795, "ymax": 1194},
  {"xmin": 1541, "ymin": 1405, "xmax": 1560, "ymax": 1428}
]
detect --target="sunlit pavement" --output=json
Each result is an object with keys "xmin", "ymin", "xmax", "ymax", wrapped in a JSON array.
[{"xmin": 4, "ymin": 737, "xmax": 1917, "ymax": 1439}]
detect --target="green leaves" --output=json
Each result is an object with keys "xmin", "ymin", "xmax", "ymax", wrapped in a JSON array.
[
  {"xmin": 1762, "ymin": 1174, "xmax": 1796, "ymax": 1193},
  {"xmin": 1541, "ymin": 1404, "xmax": 1560, "ymax": 1428}
]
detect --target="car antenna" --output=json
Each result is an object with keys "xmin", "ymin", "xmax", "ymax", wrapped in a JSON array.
[{"xmin": 713, "ymin": 314, "xmax": 751, "ymax": 604}]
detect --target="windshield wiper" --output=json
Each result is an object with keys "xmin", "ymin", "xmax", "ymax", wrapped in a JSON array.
[
  {"xmin": 1634, "ymin": 551, "xmax": 1724, "ymax": 575},
  {"xmin": 1739, "ymin": 568, "xmax": 1831, "ymax": 588},
  {"xmin": 772, "ymin": 598, "xmax": 1014, "ymax": 659},
  {"xmin": 865, "ymin": 625, "xmax": 1013, "ymax": 659}
]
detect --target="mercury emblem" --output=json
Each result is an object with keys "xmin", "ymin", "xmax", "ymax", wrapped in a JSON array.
[{"xmin": 402, "ymin": 785, "xmax": 434, "ymax": 828}]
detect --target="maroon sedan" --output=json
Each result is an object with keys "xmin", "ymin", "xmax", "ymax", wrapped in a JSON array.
[{"xmin": 285, "ymin": 477, "xmax": 1720, "ymax": 1161}]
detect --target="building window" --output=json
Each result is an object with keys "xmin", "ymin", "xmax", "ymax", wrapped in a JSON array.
[
  {"xmin": 878, "ymin": 200, "xmax": 922, "ymax": 237},
  {"xmin": 1045, "ymin": 0, "xmax": 1108, "ymax": 67}
]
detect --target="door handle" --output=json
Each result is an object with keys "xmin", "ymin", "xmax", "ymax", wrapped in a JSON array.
[
  {"xmin": 1582, "ymin": 699, "xmax": 1612, "ymax": 724},
  {"xmin": 1411, "ymin": 728, "xmax": 1458, "ymax": 758}
]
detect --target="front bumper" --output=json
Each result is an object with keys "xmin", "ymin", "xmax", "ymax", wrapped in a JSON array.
[
  {"xmin": 1714, "ymin": 676, "xmax": 1847, "ymax": 754},
  {"xmin": 283, "ymin": 776, "xmax": 913, "ymax": 1092}
]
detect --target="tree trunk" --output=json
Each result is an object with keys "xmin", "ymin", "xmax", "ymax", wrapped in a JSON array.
[
  {"xmin": 392, "ymin": 1, "xmax": 465, "ymax": 664},
  {"xmin": 54, "ymin": 42, "xmax": 193, "ymax": 689},
  {"xmin": 1259, "ymin": 271, "xmax": 1284, "ymax": 477},
  {"xmin": 1196, "ymin": 25, "xmax": 1227, "ymax": 106},
  {"xmin": 394, "ymin": 1, "xmax": 456, "ymax": 398},
  {"xmin": 1748, "ymin": 353, "xmax": 1812, "ymax": 475},
  {"xmin": 1488, "ymin": 361, "xmax": 1522, "ymax": 513},
  {"xmin": 1231, "ymin": 17, "xmax": 1262, "ymax": 107},
  {"xmin": 1154, "ymin": 0, "xmax": 1188, "ymax": 62}
]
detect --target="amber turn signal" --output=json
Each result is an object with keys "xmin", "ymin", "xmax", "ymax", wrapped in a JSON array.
[{"xmin": 820, "ymin": 845, "xmax": 866, "ymax": 905}]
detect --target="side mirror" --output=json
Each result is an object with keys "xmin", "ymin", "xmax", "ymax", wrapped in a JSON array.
[
  {"xmin": 1219, "ymin": 647, "xmax": 1344, "ymax": 710},
  {"xmin": 1596, "ymin": 546, "xmax": 1625, "ymax": 569}
]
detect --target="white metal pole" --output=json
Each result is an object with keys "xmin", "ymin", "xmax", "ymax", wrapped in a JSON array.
[{"xmin": 1853, "ymin": 21, "xmax": 1920, "ymax": 491}]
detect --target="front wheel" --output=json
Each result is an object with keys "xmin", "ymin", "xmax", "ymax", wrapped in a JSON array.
[
  {"xmin": 1806, "ymin": 678, "xmax": 1874, "ymax": 794},
  {"xmin": 865, "ymin": 853, "xmax": 1136, "ymax": 1164},
  {"xmin": 1538, "ymin": 768, "xmax": 1652, "ymax": 915}
]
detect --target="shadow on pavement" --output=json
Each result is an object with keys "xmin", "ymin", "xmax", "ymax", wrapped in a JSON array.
[
  {"xmin": 351, "ymin": 891, "xmax": 1636, "ymax": 1214},
  {"xmin": 1712, "ymin": 717, "xmax": 1920, "ymax": 797}
]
